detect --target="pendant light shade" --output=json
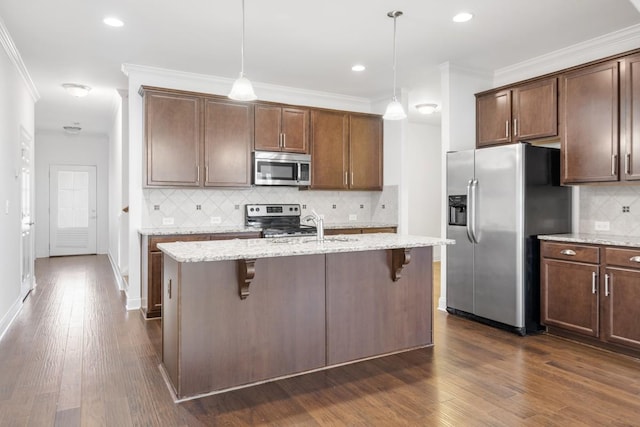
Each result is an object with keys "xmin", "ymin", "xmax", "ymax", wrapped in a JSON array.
[
  {"xmin": 383, "ymin": 10, "xmax": 406, "ymax": 120},
  {"xmin": 229, "ymin": 0, "xmax": 257, "ymax": 101}
]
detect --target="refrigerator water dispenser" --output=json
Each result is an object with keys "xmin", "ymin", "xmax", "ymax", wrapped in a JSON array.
[{"xmin": 448, "ymin": 195, "xmax": 467, "ymax": 226}]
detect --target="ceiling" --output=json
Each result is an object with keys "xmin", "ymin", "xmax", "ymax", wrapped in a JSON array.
[{"xmin": 1, "ymin": 0, "xmax": 639, "ymax": 135}]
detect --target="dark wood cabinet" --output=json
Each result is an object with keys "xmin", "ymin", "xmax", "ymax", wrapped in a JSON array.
[
  {"xmin": 254, "ymin": 104, "xmax": 309, "ymax": 153},
  {"xmin": 142, "ymin": 87, "xmax": 253, "ymax": 188},
  {"xmin": 561, "ymin": 61, "xmax": 620, "ymax": 184},
  {"xmin": 310, "ymin": 110, "xmax": 349, "ymax": 189},
  {"xmin": 602, "ymin": 247, "xmax": 640, "ymax": 350},
  {"xmin": 477, "ymin": 90, "xmax": 512, "ymax": 147},
  {"xmin": 310, "ymin": 110, "xmax": 383, "ymax": 190},
  {"xmin": 144, "ymin": 90, "xmax": 201, "ymax": 186},
  {"xmin": 621, "ymin": 53, "xmax": 640, "ymax": 181},
  {"xmin": 541, "ymin": 241, "xmax": 640, "ymax": 357},
  {"xmin": 349, "ymin": 114, "xmax": 383, "ymax": 190},
  {"xmin": 143, "ymin": 231, "xmax": 260, "ymax": 319},
  {"xmin": 476, "ymin": 78, "xmax": 557, "ymax": 148},
  {"xmin": 203, "ymin": 98, "xmax": 253, "ymax": 187}
]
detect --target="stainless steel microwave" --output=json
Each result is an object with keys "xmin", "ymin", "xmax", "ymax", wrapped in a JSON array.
[{"xmin": 253, "ymin": 151, "xmax": 311, "ymax": 186}]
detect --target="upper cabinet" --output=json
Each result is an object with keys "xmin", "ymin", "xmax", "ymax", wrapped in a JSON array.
[
  {"xmin": 621, "ymin": 53, "xmax": 640, "ymax": 181},
  {"xmin": 144, "ymin": 90, "xmax": 201, "ymax": 187},
  {"xmin": 561, "ymin": 61, "xmax": 619, "ymax": 184},
  {"xmin": 310, "ymin": 110, "xmax": 383, "ymax": 191},
  {"xmin": 141, "ymin": 87, "xmax": 253, "ymax": 188},
  {"xmin": 254, "ymin": 105, "xmax": 309, "ymax": 153},
  {"xmin": 476, "ymin": 77, "xmax": 558, "ymax": 148}
]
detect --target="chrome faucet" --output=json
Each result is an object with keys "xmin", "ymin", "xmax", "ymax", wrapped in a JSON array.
[{"xmin": 303, "ymin": 210, "xmax": 324, "ymax": 241}]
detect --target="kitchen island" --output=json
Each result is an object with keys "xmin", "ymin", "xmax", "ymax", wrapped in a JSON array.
[{"xmin": 158, "ymin": 233, "xmax": 453, "ymax": 401}]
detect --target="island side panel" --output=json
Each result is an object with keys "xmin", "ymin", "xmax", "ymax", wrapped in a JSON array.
[
  {"xmin": 178, "ymin": 254, "xmax": 326, "ymax": 398},
  {"xmin": 162, "ymin": 255, "xmax": 179, "ymax": 394},
  {"xmin": 326, "ymin": 247, "xmax": 433, "ymax": 365}
]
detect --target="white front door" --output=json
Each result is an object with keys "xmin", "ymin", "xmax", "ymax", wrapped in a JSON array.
[
  {"xmin": 49, "ymin": 165, "xmax": 97, "ymax": 256},
  {"xmin": 20, "ymin": 127, "xmax": 35, "ymax": 300}
]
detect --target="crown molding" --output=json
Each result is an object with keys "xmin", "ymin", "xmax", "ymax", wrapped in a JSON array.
[
  {"xmin": 121, "ymin": 63, "xmax": 373, "ymax": 112},
  {"xmin": 0, "ymin": 17, "xmax": 39, "ymax": 102},
  {"xmin": 494, "ymin": 23, "xmax": 640, "ymax": 87}
]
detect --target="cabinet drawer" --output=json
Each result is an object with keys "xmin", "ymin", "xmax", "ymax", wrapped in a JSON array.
[
  {"xmin": 541, "ymin": 242, "xmax": 599, "ymax": 263},
  {"xmin": 605, "ymin": 247, "xmax": 640, "ymax": 269}
]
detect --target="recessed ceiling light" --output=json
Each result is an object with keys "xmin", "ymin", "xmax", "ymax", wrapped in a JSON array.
[
  {"xmin": 103, "ymin": 17, "xmax": 124, "ymax": 27},
  {"xmin": 62, "ymin": 83, "xmax": 92, "ymax": 97},
  {"xmin": 352, "ymin": 64, "xmax": 366, "ymax": 72},
  {"xmin": 452, "ymin": 12, "xmax": 473, "ymax": 23},
  {"xmin": 415, "ymin": 103, "xmax": 440, "ymax": 114}
]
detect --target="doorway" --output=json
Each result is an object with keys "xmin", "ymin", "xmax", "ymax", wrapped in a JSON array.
[
  {"xmin": 49, "ymin": 165, "xmax": 97, "ymax": 256},
  {"xmin": 20, "ymin": 127, "xmax": 35, "ymax": 300}
]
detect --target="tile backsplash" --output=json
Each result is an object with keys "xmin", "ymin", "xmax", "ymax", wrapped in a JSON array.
[
  {"xmin": 142, "ymin": 185, "xmax": 398, "ymax": 228},
  {"xmin": 578, "ymin": 185, "xmax": 640, "ymax": 236}
]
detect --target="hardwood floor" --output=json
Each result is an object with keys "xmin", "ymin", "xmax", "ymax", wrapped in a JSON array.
[{"xmin": 1, "ymin": 255, "xmax": 639, "ymax": 426}]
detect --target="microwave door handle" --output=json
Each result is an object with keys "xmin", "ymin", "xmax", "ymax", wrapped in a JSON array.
[{"xmin": 296, "ymin": 162, "xmax": 301, "ymax": 183}]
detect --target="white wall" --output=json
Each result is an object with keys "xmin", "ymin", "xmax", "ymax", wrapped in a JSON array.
[
  {"xmin": 0, "ymin": 22, "xmax": 37, "ymax": 339},
  {"xmin": 35, "ymin": 131, "xmax": 109, "ymax": 258},
  {"xmin": 407, "ymin": 122, "xmax": 442, "ymax": 260}
]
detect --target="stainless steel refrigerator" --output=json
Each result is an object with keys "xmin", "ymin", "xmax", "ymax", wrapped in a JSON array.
[{"xmin": 446, "ymin": 143, "xmax": 571, "ymax": 335}]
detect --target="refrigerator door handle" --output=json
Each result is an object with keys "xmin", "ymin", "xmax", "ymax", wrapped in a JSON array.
[{"xmin": 466, "ymin": 179, "xmax": 479, "ymax": 244}]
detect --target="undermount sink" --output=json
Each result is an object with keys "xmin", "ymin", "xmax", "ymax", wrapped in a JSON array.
[{"xmin": 269, "ymin": 236, "xmax": 359, "ymax": 244}]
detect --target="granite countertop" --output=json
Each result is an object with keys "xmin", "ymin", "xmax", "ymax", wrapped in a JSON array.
[
  {"xmin": 158, "ymin": 233, "xmax": 454, "ymax": 263},
  {"xmin": 538, "ymin": 233, "xmax": 640, "ymax": 248},
  {"xmin": 324, "ymin": 222, "xmax": 397, "ymax": 230},
  {"xmin": 138, "ymin": 226, "xmax": 258, "ymax": 236}
]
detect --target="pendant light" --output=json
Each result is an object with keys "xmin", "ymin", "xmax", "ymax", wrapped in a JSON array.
[
  {"xmin": 383, "ymin": 10, "xmax": 407, "ymax": 120},
  {"xmin": 228, "ymin": 0, "xmax": 257, "ymax": 101}
]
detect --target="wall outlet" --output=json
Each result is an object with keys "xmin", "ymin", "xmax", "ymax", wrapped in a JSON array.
[
  {"xmin": 594, "ymin": 221, "xmax": 610, "ymax": 231},
  {"xmin": 210, "ymin": 216, "xmax": 221, "ymax": 224},
  {"xmin": 162, "ymin": 217, "xmax": 174, "ymax": 225},
  {"xmin": 349, "ymin": 214, "xmax": 357, "ymax": 221}
]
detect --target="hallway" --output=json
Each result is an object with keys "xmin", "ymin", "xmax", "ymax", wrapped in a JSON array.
[{"xmin": 0, "ymin": 255, "xmax": 639, "ymax": 426}]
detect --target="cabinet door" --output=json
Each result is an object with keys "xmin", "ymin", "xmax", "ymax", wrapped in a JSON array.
[
  {"xmin": 513, "ymin": 78, "xmax": 557, "ymax": 141},
  {"xmin": 561, "ymin": 61, "xmax": 619, "ymax": 184},
  {"xmin": 622, "ymin": 54, "xmax": 640, "ymax": 181},
  {"xmin": 162, "ymin": 256, "xmax": 179, "ymax": 391},
  {"xmin": 602, "ymin": 268, "xmax": 640, "ymax": 350},
  {"xmin": 203, "ymin": 99, "xmax": 252, "ymax": 187},
  {"xmin": 310, "ymin": 110, "xmax": 349, "ymax": 189},
  {"xmin": 477, "ymin": 90, "xmax": 512, "ymax": 147},
  {"xmin": 281, "ymin": 108, "xmax": 309, "ymax": 153},
  {"xmin": 541, "ymin": 259, "xmax": 599, "ymax": 337},
  {"xmin": 349, "ymin": 114, "xmax": 383, "ymax": 190},
  {"xmin": 148, "ymin": 251, "xmax": 163, "ymax": 318},
  {"xmin": 254, "ymin": 104, "xmax": 282, "ymax": 151},
  {"xmin": 145, "ymin": 91, "xmax": 201, "ymax": 186}
]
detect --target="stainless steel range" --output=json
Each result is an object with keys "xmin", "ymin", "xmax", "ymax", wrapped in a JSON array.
[{"xmin": 245, "ymin": 204, "xmax": 317, "ymax": 238}]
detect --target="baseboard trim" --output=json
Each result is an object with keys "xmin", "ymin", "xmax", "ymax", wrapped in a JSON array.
[
  {"xmin": 125, "ymin": 295, "xmax": 142, "ymax": 311},
  {"xmin": 0, "ymin": 298, "xmax": 23, "ymax": 343},
  {"xmin": 107, "ymin": 252, "xmax": 127, "ymax": 292}
]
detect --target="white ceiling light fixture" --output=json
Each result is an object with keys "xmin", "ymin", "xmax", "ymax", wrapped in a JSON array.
[
  {"xmin": 352, "ymin": 64, "xmax": 366, "ymax": 72},
  {"xmin": 415, "ymin": 103, "xmax": 439, "ymax": 114},
  {"xmin": 452, "ymin": 12, "xmax": 473, "ymax": 23},
  {"xmin": 62, "ymin": 83, "xmax": 92, "ymax": 97},
  {"xmin": 383, "ymin": 10, "xmax": 406, "ymax": 121},
  {"xmin": 228, "ymin": 0, "xmax": 257, "ymax": 101},
  {"xmin": 63, "ymin": 125, "xmax": 82, "ymax": 134},
  {"xmin": 103, "ymin": 17, "xmax": 124, "ymax": 27}
]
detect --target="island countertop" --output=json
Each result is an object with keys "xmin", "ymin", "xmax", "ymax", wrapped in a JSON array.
[{"xmin": 158, "ymin": 233, "xmax": 454, "ymax": 263}]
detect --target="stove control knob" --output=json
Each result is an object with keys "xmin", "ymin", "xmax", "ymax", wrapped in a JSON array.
[
  {"xmin": 250, "ymin": 207, "xmax": 254, "ymax": 212},
  {"xmin": 294, "ymin": 207, "xmax": 298, "ymax": 211},
  {"xmin": 256, "ymin": 207, "xmax": 260, "ymax": 212}
]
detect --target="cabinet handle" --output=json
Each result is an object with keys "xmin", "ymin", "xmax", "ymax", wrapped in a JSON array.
[
  {"xmin": 351, "ymin": 172, "xmax": 354, "ymax": 186},
  {"xmin": 630, "ymin": 256, "xmax": 640, "ymax": 263},
  {"xmin": 196, "ymin": 166, "xmax": 200, "ymax": 182},
  {"xmin": 605, "ymin": 273, "xmax": 610, "ymax": 297},
  {"xmin": 560, "ymin": 249, "xmax": 576, "ymax": 256},
  {"xmin": 626, "ymin": 153, "xmax": 632, "ymax": 175},
  {"xmin": 282, "ymin": 133, "xmax": 286, "ymax": 148},
  {"xmin": 513, "ymin": 118, "xmax": 518, "ymax": 136},
  {"xmin": 344, "ymin": 171, "xmax": 348, "ymax": 186},
  {"xmin": 612, "ymin": 154, "xmax": 618, "ymax": 176},
  {"xmin": 168, "ymin": 279, "xmax": 172, "ymax": 299},
  {"xmin": 505, "ymin": 120, "xmax": 509, "ymax": 139},
  {"xmin": 592, "ymin": 271, "xmax": 597, "ymax": 294},
  {"xmin": 205, "ymin": 165, "xmax": 209, "ymax": 182}
]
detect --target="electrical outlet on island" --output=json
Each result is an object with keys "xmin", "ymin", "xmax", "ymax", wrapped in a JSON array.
[{"xmin": 594, "ymin": 221, "xmax": 610, "ymax": 231}]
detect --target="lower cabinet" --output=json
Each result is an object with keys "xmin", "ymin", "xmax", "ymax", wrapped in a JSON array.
[
  {"xmin": 325, "ymin": 226, "xmax": 397, "ymax": 236},
  {"xmin": 142, "ymin": 231, "xmax": 260, "ymax": 319},
  {"xmin": 541, "ymin": 241, "xmax": 640, "ymax": 355}
]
